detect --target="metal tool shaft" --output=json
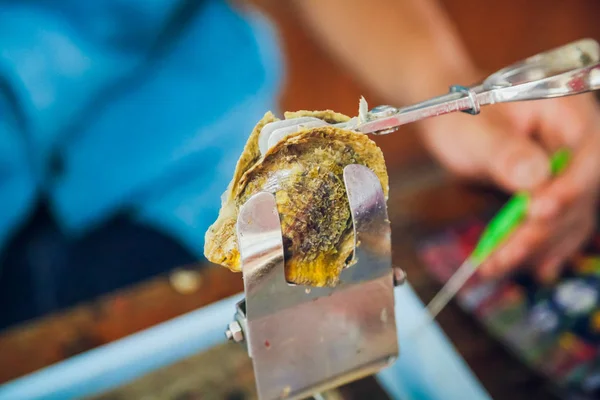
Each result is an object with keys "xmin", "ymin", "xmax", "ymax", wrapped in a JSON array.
[
  {"xmin": 357, "ymin": 38, "xmax": 600, "ymax": 135},
  {"xmin": 407, "ymin": 258, "xmax": 480, "ymax": 338},
  {"xmin": 356, "ymin": 89, "xmax": 490, "ymax": 135},
  {"xmin": 259, "ymin": 39, "xmax": 600, "ymax": 155},
  {"xmin": 425, "ymin": 258, "xmax": 479, "ymax": 321}
]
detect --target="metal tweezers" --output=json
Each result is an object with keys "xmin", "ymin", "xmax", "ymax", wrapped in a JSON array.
[{"xmin": 260, "ymin": 38, "xmax": 600, "ymax": 149}]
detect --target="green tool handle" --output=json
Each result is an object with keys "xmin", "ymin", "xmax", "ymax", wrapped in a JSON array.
[{"xmin": 470, "ymin": 148, "xmax": 572, "ymax": 264}]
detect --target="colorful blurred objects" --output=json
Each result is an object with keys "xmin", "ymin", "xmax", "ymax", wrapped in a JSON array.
[{"xmin": 417, "ymin": 208, "xmax": 600, "ymax": 399}]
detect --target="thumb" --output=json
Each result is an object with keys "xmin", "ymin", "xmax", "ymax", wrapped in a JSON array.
[
  {"xmin": 482, "ymin": 128, "xmax": 551, "ymax": 192},
  {"xmin": 421, "ymin": 114, "xmax": 550, "ymax": 192}
]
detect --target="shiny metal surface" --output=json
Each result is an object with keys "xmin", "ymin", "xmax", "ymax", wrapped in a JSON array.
[
  {"xmin": 225, "ymin": 321, "xmax": 244, "ymax": 343},
  {"xmin": 358, "ymin": 38, "xmax": 600, "ymax": 135},
  {"xmin": 234, "ymin": 164, "xmax": 397, "ymax": 400},
  {"xmin": 262, "ymin": 39, "xmax": 600, "ymax": 139},
  {"xmin": 368, "ymin": 105, "xmax": 399, "ymax": 119},
  {"xmin": 417, "ymin": 258, "xmax": 479, "ymax": 332}
]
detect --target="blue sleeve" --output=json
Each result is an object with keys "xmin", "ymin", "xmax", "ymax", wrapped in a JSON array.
[
  {"xmin": 0, "ymin": 0, "xmax": 188, "ymax": 249},
  {"xmin": 0, "ymin": 0, "xmax": 284, "ymax": 258},
  {"xmin": 0, "ymin": 95, "xmax": 36, "ymax": 253},
  {"xmin": 0, "ymin": 1, "xmax": 186, "ymax": 179}
]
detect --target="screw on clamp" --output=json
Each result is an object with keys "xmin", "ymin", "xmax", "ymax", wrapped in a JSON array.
[{"xmin": 225, "ymin": 321, "xmax": 244, "ymax": 343}]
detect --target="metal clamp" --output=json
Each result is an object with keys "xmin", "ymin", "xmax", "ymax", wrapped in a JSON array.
[
  {"xmin": 449, "ymin": 85, "xmax": 481, "ymax": 115},
  {"xmin": 225, "ymin": 164, "xmax": 399, "ymax": 400}
]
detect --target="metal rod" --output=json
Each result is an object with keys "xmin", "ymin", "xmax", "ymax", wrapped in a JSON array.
[{"xmin": 425, "ymin": 258, "xmax": 479, "ymax": 319}]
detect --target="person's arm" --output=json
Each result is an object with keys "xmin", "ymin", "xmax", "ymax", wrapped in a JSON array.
[
  {"xmin": 291, "ymin": 0, "xmax": 480, "ymax": 105},
  {"xmin": 291, "ymin": 0, "xmax": 600, "ymax": 283}
]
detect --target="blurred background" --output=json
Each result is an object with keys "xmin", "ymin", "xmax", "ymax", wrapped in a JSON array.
[{"xmin": 1, "ymin": 0, "xmax": 600, "ymax": 399}]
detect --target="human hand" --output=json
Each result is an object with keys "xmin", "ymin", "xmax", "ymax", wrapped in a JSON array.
[{"xmin": 419, "ymin": 93, "xmax": 600, "ymax": 283}]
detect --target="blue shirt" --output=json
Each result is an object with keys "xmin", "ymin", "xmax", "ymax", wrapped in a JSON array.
[{"xmin": 0, "ymin": 0, "xmax": 283, "ymax": 261}]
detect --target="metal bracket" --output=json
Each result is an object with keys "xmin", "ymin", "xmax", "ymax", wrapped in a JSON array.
[
  {"xmin": 226, "ymin": 164, "xmax": 400, "ymax": 400},
  {"xmin": 449, "ymin": 85, "xmax": 481, "ymax": 115}
]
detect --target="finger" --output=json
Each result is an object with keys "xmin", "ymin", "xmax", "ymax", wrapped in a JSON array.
[
  {"xmin": 421, "ymin": 112, "xmax": 551, "ymax": 192},
  {"xmin": 484, "ymin": 131, "xmax": 551, "ymax": 193},
  {"xmin": 536, "ymin": 95, "xmax": 600, "ymax": 149},
  {"xmin": 480, "ymin": 194, "xmax": 589, "ymax": 279},
  {"xmin": 529, "ymin": 128, "xmax": 600, "ymax": 220},
  {"xmin": 536, "ymin": 217, "xmax": 595, "ymax": 283},
  {"xmin": 537, "ymin": 256, "xmax": 563, "ymax": 284},
  {"xmin": 479, "ymin": 221, "xmax": 546, "ymax": 278}
]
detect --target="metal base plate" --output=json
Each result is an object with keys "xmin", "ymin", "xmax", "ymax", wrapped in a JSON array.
[{"xmin": 235, "ymin": 164, "xmax": 398, "ymax": 400}]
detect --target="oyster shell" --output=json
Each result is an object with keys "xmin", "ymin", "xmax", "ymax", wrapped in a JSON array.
[{"xmin": 204, "ymin": 110, "xmax": 389, "ymax": 287}]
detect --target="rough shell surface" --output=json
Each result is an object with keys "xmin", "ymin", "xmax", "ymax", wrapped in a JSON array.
[{"xmin": 204, "ymin": 110, "xmax": 389, "ymax": 287}]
